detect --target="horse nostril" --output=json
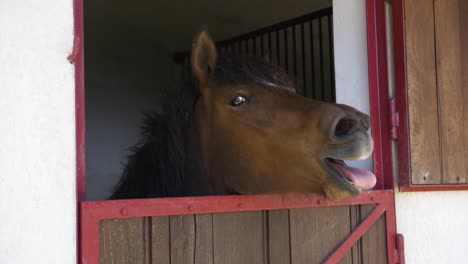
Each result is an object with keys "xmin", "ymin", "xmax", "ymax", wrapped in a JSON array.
[{"xmin": 334, "ymin": 118, "xmax": 356, "ymax": 138}]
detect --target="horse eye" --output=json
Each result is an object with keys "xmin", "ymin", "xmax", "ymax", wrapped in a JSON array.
[{"xmin": 230, "ymin": 96, "xmax": 247, "ymax": 107}]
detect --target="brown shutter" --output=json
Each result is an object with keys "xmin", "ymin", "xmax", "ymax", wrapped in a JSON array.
[{"xmin": 405, "ymin": 0, "xmax": 468, "ymax": 184}]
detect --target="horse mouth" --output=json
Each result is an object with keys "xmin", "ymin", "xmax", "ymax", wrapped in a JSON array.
[{"xmin": 323, "ymin": 158, "xmax": 376, "ymax": 194}]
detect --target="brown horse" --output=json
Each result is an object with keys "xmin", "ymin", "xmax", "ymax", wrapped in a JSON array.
[{"xmin": 111, "ymin": 31, "xmax": 376, "ymax": 201}]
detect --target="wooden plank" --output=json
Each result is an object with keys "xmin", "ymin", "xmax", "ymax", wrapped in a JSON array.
[
  {"xmin": 152, "ymin": 216, "xmax": 170, "ymax": 264},
  {"xmin": 349, "ymin": 206, "xmax": 362, "ymax": 263},
  {"xmin": 359, "ymin": 205, "xmax": 387, "ymax": 264},
  {"xmin": 405, "ymin": 0, "xmax": 442, "ymax": 184},
  {"xmin": 213, "ymin": 211, "xmax": 265, "ymax": 264},
  {"xmin": 100, "ymin": 218, "xmax": 149, "ymax": 264},
  {"xmin": 170, "ymin": 215, "xmax": 195, "ymax": 264},
  {"xmin": 434, "ymin": 0, "xmax": 466, "ymax": 183},
  {"xmin": 289, "ymin": 206, "xmax": 352, "ymax": 264},
  {"xmin": 193, "ymin": 214, "xmax": 213, "ymax": 264},
  {"xmin": 267, "ymin": 210, "xmax": 291, "ymax": 264},
  {"xmin": 154, "ymin": 214, "xmax": 213, "ymax": 264},
  {"xmin": 460, "ymin": 0, "xmax": 468, "ymax": 182}
]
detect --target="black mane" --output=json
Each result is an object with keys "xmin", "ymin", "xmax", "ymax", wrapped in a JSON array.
[{"xmin": 110, "ymin": 55, "xmax": 293, "ymax": 199}]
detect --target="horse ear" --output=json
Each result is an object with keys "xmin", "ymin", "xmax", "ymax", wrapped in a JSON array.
[{"xmin": 191, "ymin": 30, "xmax": 218, "ymax": 87}]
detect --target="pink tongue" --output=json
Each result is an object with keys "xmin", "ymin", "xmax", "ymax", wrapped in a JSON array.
[{"xmin": 333, "ymin": 163, "xmax": 376, "ymax": 190}]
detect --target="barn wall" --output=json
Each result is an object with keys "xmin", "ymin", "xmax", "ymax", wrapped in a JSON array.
[
  {"xmin": 395, "ymin": 192, "xmax": 468, "ymax": 263},
  {"xmin": 384, "ymin": 1, "xmax": 468, "ymax": 263},
  {"xmin": 0, "ymin": 0, "xmax": 76, "ymax": 263}
]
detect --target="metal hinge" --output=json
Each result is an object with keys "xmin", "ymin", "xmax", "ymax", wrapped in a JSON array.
[
  {"xmin": 394, "ymin": 233, "xmax": 405, "ymax": 264},
  {"xmin": 389, "ymin": 98, "xmax": 400, "ymax": 139}
]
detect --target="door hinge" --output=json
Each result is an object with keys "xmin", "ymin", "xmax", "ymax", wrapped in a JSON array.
[
  {"xmin": 389, "ymin": 98, "xmax": 400, "ymax": 139},
  {"xmin": 394, "ymin": 233, "xmax": 405, "ymax": 264},
  {"xmin": 67, "ymin": 36, "xmax": 80, "ymax": 64}
]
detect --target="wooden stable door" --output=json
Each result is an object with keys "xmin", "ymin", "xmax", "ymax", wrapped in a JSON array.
[
  {"xmin": 81, "ymin": 191, "xmax": 397, "ymax": 264},
  {"xmin": 99, "ymin": 206, "xmax": 387, "ymax": 264},
  {"xmin": 404, "ymin": 0, "xmax": 468, "ymax": 185}
]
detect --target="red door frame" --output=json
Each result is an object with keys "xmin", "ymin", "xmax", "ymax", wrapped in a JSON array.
[{"xmin": 72, "ymin": 0, "xmax": 400, "ymax": 263}]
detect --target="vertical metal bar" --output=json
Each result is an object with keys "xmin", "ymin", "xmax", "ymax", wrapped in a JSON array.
[
  {"xmin": 261, "ymin": 35, "xmax": 265, "ymax": 57},
  {"xmin": 268, "ymin": 31, "xmax": 273, "ymax": 62},
  {"xmin": 276, "ymin": 31, "xmax": 281, "ymax": 65},
  {"xmin": 328, "ymin": 14, "xmax": 336, "ymax": 102},
  {"xmin": 319, "ymin": 17, "xmax": 325, "ymax": 101},
  {"xmin": 268, "ymin": 32, "xmax": 272, "ymax": 62},
  {"xmin": 301, "ymin": 23, "xmax": 307, "ymax": 97},
  {"xmin": 309, "ymin": 20, "xmax": 316, "ymax": 100},
  {"xmin": 292, "ymin": 25, "xmax": 298, "ymax": 84},
  {"xmin": 284, "ymin": 28, "xmax": 289, "ymax": 72},
  {"xmin": 253, "ymin": 37, "xmax": 257, "ymax": 56},
  {"xmin": 246, "ymin": 38, "xmax": 250, "ymax": 54}
]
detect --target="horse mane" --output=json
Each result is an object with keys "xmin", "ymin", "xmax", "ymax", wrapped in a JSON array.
[{"xmin": 110, "ymin": 55, "xmax": 293, "ymax": 199}]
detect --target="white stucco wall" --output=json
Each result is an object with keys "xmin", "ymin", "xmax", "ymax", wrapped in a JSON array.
[
  {"xmin": 333, "ymin": 0, "xmax": 372, "ymax": 171},
  {"xmin": 395, "ymin": 192, "xmax": 468, "ymax": 263},
  {"xmin": 0, "ymin": 0, "xmax": 76, "ymax": 263}
]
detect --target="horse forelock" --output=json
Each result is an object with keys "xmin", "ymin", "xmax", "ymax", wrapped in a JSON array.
[{"xmin": 213, "ymin": 55, "xmax": 295, "ymax": 90}]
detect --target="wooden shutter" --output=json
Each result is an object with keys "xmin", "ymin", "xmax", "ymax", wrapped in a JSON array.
[{"xmin": 404, "ymin": 0, "xmax": 468, "ymax": 185}]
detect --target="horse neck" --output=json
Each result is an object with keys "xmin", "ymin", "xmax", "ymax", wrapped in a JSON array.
[{"xmin": 185, "ymin": 118, "xmax": 227, "ymax": 196}]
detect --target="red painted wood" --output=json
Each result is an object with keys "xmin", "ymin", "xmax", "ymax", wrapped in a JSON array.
[
  {"xmin": 366, "ymin": 0, "xmax": 394, "ymax": 190},
  {"xmin": 396, "ymin": 234, "xmax": 405, "ymax": 264},
  {"xmin": 384, "ymin": 186, "xmax": 398, "ymax": 264},
  {"xmin": 323, "ymin": 203, "xmax": 386, "ymax": 263},
  {"xmin": 392, "ymin": 0, "xmax": 412, "ymax": 189},
  {"xmin": 81, "ymin": 214, "xmax": 99, "ymax": 264},
  {"xmin": 72, "ymin": 0, "xmax": 85, "ymax": 263},
  {"xmin": 67, "ymin": 36, "xmax": 80, "ymax": 64},
  {"xmin": 392, "ymin": 0, "xmax": 410, "ymax": 188},
  {"xmin": 81, "ymin": 190, "xmax": 393, "ymax": 220},
  {"xmin": 366, "ymin": 2, "xmax": 398, "ymax": 263},
  {"xmin": 73, "ymin": 0, "xmax": 85, "ymax": 204},
  {"xmin": 400, "ymin": 184, "xmax": 468, "ymax": 192}
]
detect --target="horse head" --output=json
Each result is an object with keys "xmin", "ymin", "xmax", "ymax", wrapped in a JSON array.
[{"xmin": 191, "ymin": 31, "xmax": 376, "ymax": 201}]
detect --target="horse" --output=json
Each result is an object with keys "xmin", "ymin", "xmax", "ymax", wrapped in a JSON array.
[{"xmin": 110, "ymin": 31, "xmax": 376, "ymax": 201}]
